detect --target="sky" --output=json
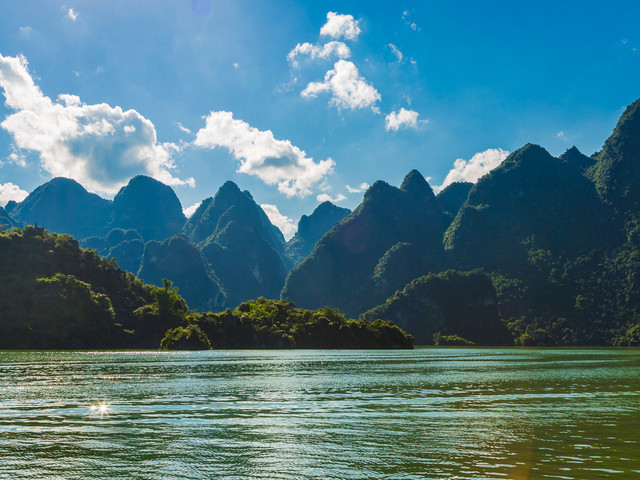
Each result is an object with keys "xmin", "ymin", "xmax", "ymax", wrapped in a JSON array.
[{"xmin": 0, "ymin": 1, "xmax": 638, "ymax": 239}]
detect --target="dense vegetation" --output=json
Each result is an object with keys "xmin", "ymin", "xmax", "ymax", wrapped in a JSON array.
[
  {"xmin": 193, "ymin": 297, "xmax": 413, "ymax": 349},
  {"xmin": 0, "ymin": 226, "xmax": 413, "ymax": 349},
  {"xmin": 4, "ymin": 99, "xmax": 640, "ymax": 347},
  {"xmin": 363, "ymin": 270, "xmax": 512, "ymax": 345}
]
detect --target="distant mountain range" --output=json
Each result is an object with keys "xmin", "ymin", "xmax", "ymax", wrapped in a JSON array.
[{"xmin": 3, "ymin": 98, "xmax": 640, "ymax": 346}]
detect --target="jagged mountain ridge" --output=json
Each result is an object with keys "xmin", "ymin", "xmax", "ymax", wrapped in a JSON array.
[{"xmin": 281, "ymin": 169, "xmax": 450, "ymax": 317}]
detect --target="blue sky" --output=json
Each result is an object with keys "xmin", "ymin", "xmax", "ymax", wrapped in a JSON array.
[{"xmin": 0, "ymin": 1, "xmax": 638, "ymax": 238}]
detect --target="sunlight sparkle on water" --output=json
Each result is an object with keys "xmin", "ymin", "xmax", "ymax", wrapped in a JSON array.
[{"xmin": 89, "ymin": 401, "xmax": 110, "ymax": 417}]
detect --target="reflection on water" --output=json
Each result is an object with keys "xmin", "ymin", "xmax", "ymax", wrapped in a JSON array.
[{"xmin": 0, "ymin": 349, "xmax": 638, "ymax": 479}]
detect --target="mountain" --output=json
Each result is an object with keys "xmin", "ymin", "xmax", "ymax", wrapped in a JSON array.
[
  {"xmin": 183, "ymin": 181, "xmax": 288, "ymax": 306},
  {"xmin": 0, "ymin": 225, "xmax": 179, "ymax": 349},
  {"xmin": 137, "ymin": 235, "xmax": 226, "ymax": 312},
  {"xmin": 444, "ymin": 144, "xmax": 613, "ymax": 269},
  {"xmin": 590, "ymin": 98, "xmax": 640, "ymax": 218},
  {"xmin": 436, "ymin": 182, "xmax": 473, "ymax": 221},
  {"xmin": 282, "ymin": 170, "xmax": 449, "ymax": 316},
  {"xmin": 363, "ymin": 270, "xmax": 513, "ymax": 345},
  {"xmin": 286, "ymin": 201, "xmax": 351, "ymax": 264},
  {"xmin": 112, "ymin": 175, "xmax": 186, "ymax": 241},
  {"xmin": 443, "ymin": 143, "xmax": 624, "ymax": 345},
  {"xmin": 0, "ymin": 206, "xmax": 23, "ymax": 229},
  {"xmin": 81, "ymin": 228, "xmax": 145, "ymax": 274},
  {"xmin": 9, "ymin": 177, "xmax": 111, "ymax": 239},
  {"xmin": 559, "ymin": 146, "xmax": 595, "ymax": 174}
]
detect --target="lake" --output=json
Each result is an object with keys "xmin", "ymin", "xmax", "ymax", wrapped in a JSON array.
[{"xmin": 1, "ymin": 348, "xmax": 638, "ymax": 479}]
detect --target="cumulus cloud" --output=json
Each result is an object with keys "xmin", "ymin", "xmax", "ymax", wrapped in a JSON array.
[
  {"xmin": 67, "ymin": 8, "xmax": 78, "ymax": 21},
  {"xmin": 385, "ymin": 108, "xmax": 423, "ymax": 131},
  {"xmin": 436, "ymin": 148, "xmax": 509, "ymax": 193},
  {"xmin": 260, "ymin": 203, "xmax": 297, "ymax": 240},
  {"xmin": 194, "ymin": 111, "xmax": 334, "ymax": 197},
  {"xmin": 320, "ymin": 12, "xmax": 361, "ymax": 40},
  {"xmin": 0, "ymin": 54, "xmax": 193, "ymax": 196},
  {"xmin": 183, "ymin": 202, "xmax": 201, "ymax": 218},
  {"xmin": 301, "ymin": 60, "xmax": 380, "ymax": 111},
  {"xmin": 0, "ymin": 182, "xmax": 29, "ymax": 207},
  {"xmin": 316, "ymin": 192, "xmax": 346, "ymax": 203},
  {"xmin": 287, "ymin": 41, "xmax": 351, "ymax": 68},
  {"xmin": 345, "ymin": 182, "xmax": 369, "ymax": 194}
]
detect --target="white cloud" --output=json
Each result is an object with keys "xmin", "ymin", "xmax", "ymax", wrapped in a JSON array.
[
  {"xmin": 301, "ymin": 60, "xmax": 380, "ymax": 111},
  {"xmin": 233, "ymin": 62, "xmax": 239, "ymax": 69},
  {"xmin": 410, "ymin": 22, "xmax": 418, "ymax": 31},
  {"xmin": 260, "ymin": 203, "xmax": 297, "ymax": 240},
  {"xmin": 316, "ymin": 193, "xmax": 346, "ymax": 203},
  {"xmin": 287, "ymin": 41, "xmax": 351, "ymax": 68},
  {"xmin": 6, "ymin": 149, "xmax": 26, "ymax": 167},
  {"xmin": 0, "ymin": 54, "xmax": 193, "ymax": 196},
  {"xmin": 183, "ymin": 202, "xmax": 201, "ymax": 218},
  {"xmin": 436, "ymin": 148, "xmax": 509, "ymax": 193},
  {"xmin": 345, "ymin": 182, "xmax": 369, "ymax": 194},
  {"xmin": 177, "ymin": 122, "xmax": 192, "ymax": 134},
  {"xmin": 385, "ymin": 108, "xmax": 423, "ymax": 131},
  {"xmin": 194, "ymin": 111, "xmax": 334, "ymax": 197},
  {"xmin": 388, "ymin": 43, "xmax": 403, "ymax": 63},
  {"xmin": 19, "ymin": 26, "xmax": 32, "ymax": 36},
  {"xmin": 67, "ymin": 8, "xmax": 78, "ymax": 21},
  {"xmin": 320, "ymin": 12, "xmax": 361, "ymax": 41},
  {"xmin": 0, "ymin": 182, "xmax": 29, "ymax": 207},
  {"xmin": 556, "ymin": 131, "xmax": 566, "ymax": 139}
]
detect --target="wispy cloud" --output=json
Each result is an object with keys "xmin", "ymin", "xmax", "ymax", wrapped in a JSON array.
[
  {"xmin": 193, "ymin": 111, "xmax": 334, "ymax": 197},
  {"xmin": 301, "ymin": 60, "xmax": 381, "ymax": 111},
  {"xmin": 435, "ymin": 148, "xmax": 509, "ymax": 193},
  {"xmin": 177, "ymin": 122, "xmax": 192, "ymax": 134},
  {"xmin": 320, "ymin": 12, "xmax": 361, "ymax": 41},
  {"xmin": 388, "ymin": 43, "xmax": 403, "ymax": 63},
  {"xmin": 0, "ymin": 182, "xmax": 29, "ymax": 207},
  {"xmin": 260, "ymin": 203, "xmax": 297, "ymax": 239},
  {"xmin": 67, "ymin": 8, "xmax": 78, "ymax": 21},
  {"xmin": 0, "ymin": 54, "xmax": 193, "ymax": 196}
]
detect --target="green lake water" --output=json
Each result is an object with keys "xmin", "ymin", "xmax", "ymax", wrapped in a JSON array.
[{"xmin": 0, "ymin": 348, "xmax": 638, "ymax": 479}]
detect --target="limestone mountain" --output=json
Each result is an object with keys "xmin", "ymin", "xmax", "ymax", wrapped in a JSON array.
[
  {"xmin": 435, "ymin": 182, "xmax": 473, "ymax": 221},
  {"xmin": 0, "ymin": 206, "xmax": 23, "ymax": 229},
  {"xmin": 364, "ymin": 270, "xmax": 512, "ymax": 345},
  {"xmin": 444, "ymin": 144, "xmax": 613, "ymax": 269},
  {"xmin": 111, "ymin": 175, "xmax": 186, "ymax": 241},
  {"xmin": 9, "ymin": 177, "xmax": 111, "ymax": 239},
  {"xmin": 137, "ymin": 235, "xmax": 226, "ymax": 312},
  {"xmin": 286, "ymin": 201, "xmax": 351, "ymax": 264},
  {"xmin": 282, "ymin": 170, "xmax": 449, "ymax": 316},
  {"xmin": 183, "ymin": 181, "xmax": 288, "ymax": 306},
  {"xmin": 590, "ymin": 98, "xmax": 640, "ymax": 218},
  {"xmin": 559, "ymin": 146, "xmax": 595, "ymax": 174}
]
